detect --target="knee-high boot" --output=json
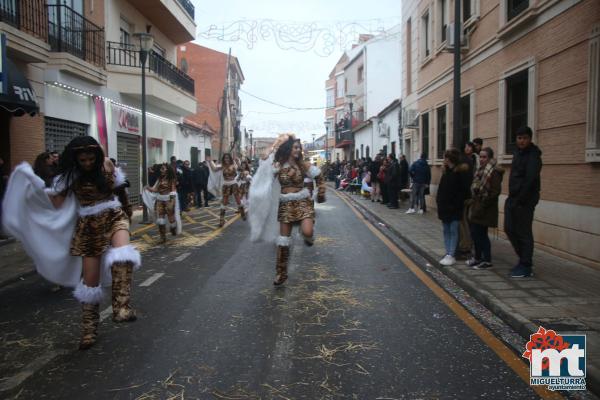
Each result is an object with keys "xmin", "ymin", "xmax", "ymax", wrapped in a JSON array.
[
  {"xmin": 158, "ymin": 222, "xmax": 167, "ymax": 243},
  {"xmin": 238, "ymin": 205, "xmax": 246, "ymax": 221},
  {"xmin": 219, "ymin": 207, "xmax": 226, "ymax": 227},
  {"xmin": 104, "ymin": 245, "xmax": 141, "ymax": 322},
  {"xmin": 274, "ymin": 236, "xmax": 291, "ymax": 286},
  {"xmin": 73, "ymin": 280, "xmax": 104, "ymax": 350}
]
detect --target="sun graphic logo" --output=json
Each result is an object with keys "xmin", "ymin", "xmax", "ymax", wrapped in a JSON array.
[{"xmin": 523, "ymin": 326, "xmax": 586, "ymax": 391}]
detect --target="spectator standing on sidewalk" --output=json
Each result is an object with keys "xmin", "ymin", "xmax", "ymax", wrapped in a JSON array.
[
  {"xmin": 181, "ymin": 161, "xmax": 193, "ymax": 211},
  {"xmin": 436, "ymin": 149, "xmax": 471, "ymax": 266},
  {"xmin": 467, "ymin": 147, "xmax": 504, "ymax": 269},
  {"xmin": 386, "ymin": 154, "xmax": 401, "ymax": 209},
  {"xmin": 406, "ymin": 153, "xmax": 431, "ymax": 214},
  {"xmin": 505, "ymin": 126, "xmax": 542, "ymax": 278},
  {"xmin": 456, "ymin": 142, "xmax": 477, "ymax": 260},
  {"xmin": 399, "ymin": 155, "xmax": 409, "ymax": 191},
  {"xmin": 192, "ymin": 162, "xmax": 209, "ymax": 208},
  {"xmin": 379, "ymin": 157, "xmax": 390, "ymax": 205},
  {"xmin": 369, "ymin": 154, "xmax": 382, "ymax": 202}
]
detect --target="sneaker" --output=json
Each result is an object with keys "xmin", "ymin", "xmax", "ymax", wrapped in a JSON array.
[
  {"xmin": 473, "ymin": 261, "xmax": 493, "ymax": 269},
  {"xmin": 465, "ymin": 257, "xmax": 481, "ymax": 267},
  {"xmin": 417, "ymin": 209, "xmax": 424, "ymax": 214},
  {"xmin": 510, "ymin": 265, "xmax": 533, "ymax": 278},
  {"xmin": 405, "ymin": 208, "xmax": 416, "ymax": 214},
  {"xmin": 439, "ymin": 255, "xmax": 456, "ymax": 266}
]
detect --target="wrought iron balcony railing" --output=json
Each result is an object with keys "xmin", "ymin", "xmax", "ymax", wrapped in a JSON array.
[
  {"xmin": 47, "ymin": 4, "xmax": 104, "ymax": 67},
  {"xmin": 177, "ymin": 0, "xmax": 194, "ymax": 19},
  {"xmin": 106, "ymin": 41, "xmax": 195, "ymax": 96},
  {"xmin": 0, "ymin": 0, "xmax": 48, "ymax": 42}
]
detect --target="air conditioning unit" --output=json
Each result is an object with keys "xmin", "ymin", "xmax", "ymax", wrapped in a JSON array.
[
  {"xmin": 379, "ymin": 122, "xmax": 390, "ymax": 137},
  {"xmin": 445, "ymin": 22, "xmax": 469, "ymax": 51},
  {"xmin": 402, "ymin": 109, "xmax": 419, "ymax": 129}
]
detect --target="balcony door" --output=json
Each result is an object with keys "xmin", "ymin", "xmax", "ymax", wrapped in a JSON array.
[{"xmin": 47, "ymin": 0, "xmax": 85, "ymax": 59}]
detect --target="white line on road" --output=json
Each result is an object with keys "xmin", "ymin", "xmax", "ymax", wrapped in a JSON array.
[
  {"xmin": 173, "ymin": 252, "xmax": 191, "ymax": 262},
  {"xmin": 100, "ymin": 306, "xmax": 113, "ymax": 322},
  {"xmin": 0, "ymin": 350, "xmax": 68, "ymax": 392},
  {"xmin": 139, "ymin": 273, "xmax": 165, "ymax": 287}
]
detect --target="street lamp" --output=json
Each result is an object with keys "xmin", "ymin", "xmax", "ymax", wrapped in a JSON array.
[
  {"xmin": 324, "ymin": 121, "xmax": 329, "ymax": 161},
  {"xmin": 346, "ymin": 94, "xmax": 355, "ymax": 160},
  {"xmin": 248, "ymin": 129, "xmax": 254, "ymax": 160},
  {"xmin": 133, "ymin": 31, "xmax": 154, "ymax": 223}
]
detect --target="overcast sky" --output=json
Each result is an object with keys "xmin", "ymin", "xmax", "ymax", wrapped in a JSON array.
[{"xmin": 190, "ymin": 0, "xmax": 401, "ymax": 142}]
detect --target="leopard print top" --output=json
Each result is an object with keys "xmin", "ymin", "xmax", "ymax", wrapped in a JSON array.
[
  {"xmin": 222, "ymin": 164, "xmax": 237, "ymax": 181},
  {"xmin": 157, "ymin": 176, "xmax": 175, "ymax": 195},
  {"xmin": 277, "ymin": 164, "xmax": 304, "ymax": 190},
  {"xmin": 73, "ymin": 169, "xmax": 116, "ymax": 207}
]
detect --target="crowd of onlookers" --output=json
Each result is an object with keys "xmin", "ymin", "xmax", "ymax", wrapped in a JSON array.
[{"xmin": 329, "ymin": 126, "xmax": 542, "ymax": 278}]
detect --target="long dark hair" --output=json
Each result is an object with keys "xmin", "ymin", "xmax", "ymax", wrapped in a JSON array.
[
  {"xmin": 57, "ymin": 136, "xmax": 108, "ymax": 194},
  {"xmin": 160, "ymin": 162, "xmax": 176, "ymax": 183},
  {"xmin": 33, "ymin": 151, "xmax": 54, "ymax": 187},
  {"xmin": 275, "ymin": 137, "xmax": 306, "ymax": 175},
  {"xmin": 221, "ymin": 153, "xmax": 233, "ymax": 165}
]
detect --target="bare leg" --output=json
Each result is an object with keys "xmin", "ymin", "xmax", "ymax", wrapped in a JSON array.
[
  {"xmin": 235, "ymin": 193, "xmax": 246, "ymax": 220},
  {"xmin": 300, "ymin": 218, "xmax": 315, "ymax": 246},
  {"xmin": 220, "ymin": 195, "xmax": 229, "ymax": 227}
]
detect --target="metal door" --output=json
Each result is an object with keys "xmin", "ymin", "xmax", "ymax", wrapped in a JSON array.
[{"xmin": 116, "ymin": 132, "xmax": 141, "ymax": 207}]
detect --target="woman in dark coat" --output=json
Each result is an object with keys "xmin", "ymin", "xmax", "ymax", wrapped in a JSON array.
[
  {"xmin": 467, "ymin": 147, "xmax": 504, "ymax": 269},
  {"xmin": 436, "ymin": 148, "xmax": 471, "ymax": 266}
]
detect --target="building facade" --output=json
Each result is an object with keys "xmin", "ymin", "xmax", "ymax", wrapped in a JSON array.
[
  {"xmin": 178, "ymin": 43, "xmax": 244, "ymax": 159},
  {"xmin": 1, "ymin": 0, "xmax": 198, "ymax": 208},
  {"xmin": 405, "ymin": 0, "xmax": 600, "ymax": 266}
]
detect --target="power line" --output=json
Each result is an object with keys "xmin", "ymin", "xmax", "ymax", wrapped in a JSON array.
[{"xmin": 240, "ymin": 88, "xmax": 326, "ymax": 111}]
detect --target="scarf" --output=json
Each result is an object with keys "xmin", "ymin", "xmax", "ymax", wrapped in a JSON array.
[{"xmin": 471, "ymin": 159, "xmax": 496, "ymax": 200}]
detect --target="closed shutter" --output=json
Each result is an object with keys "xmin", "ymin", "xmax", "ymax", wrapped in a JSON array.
[
  {"xmin": 116, "ymin": 132, "xmax": 141, "ymax": 207},
  {"xmin": 44, "ymin": 117, "xmax": 87, "ymax": 153}
]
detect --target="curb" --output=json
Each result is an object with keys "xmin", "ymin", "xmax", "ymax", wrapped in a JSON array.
[{"xmin": 336, "ymin": 190, "xmax": 600, "ymax": 396}]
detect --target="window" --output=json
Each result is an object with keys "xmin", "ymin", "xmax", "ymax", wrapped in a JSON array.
[
  {"xmin": 421, "ymin": 113, "xmax": 429, "ymax": 159},
  {"xmin": 438, "ymin": 0, "xmax": 448, "ymax": 43},
  {"xmin": 336, "ymin": 75, "xmax": 345, "ymax": 98},
  {"xmin": 463, "ymin": 0, "xmax": 472, "ymax": 21},
  {"xmin": 119, "ymin": 16, "xmax": 132, "ymax": 46},
  {"xmin": 360, "ymin": 144, "xmax": 364, "ymax": 158},
  {"xmin": 180, "ymin": 58, "xmax": 188, "ymax": 73},
  {"xmin": 358, "ymin": 65, "xmax": 364, "ymax": 83},
  {"xmin": 406, "ymin": 18, "xmax": 412, "ymax": 95},
  {"xmin": 436, "ymin": 106, "xmax": 447, "ymax": 159},
  {"xmin": 460, "ymin": 95, "xmax": 471, "ymax": 149},
  {"xmin": 356, "ymin": 149, "xmax": 359, "ymax": 160},
  {"xmin": 505, "ymin": 69, "xmax": 528, "ymax": 154},
  {"xmin": 507, "ymin": 0, "xmax": 529, "ymax": 21},
  {"xmin": 383, "ymin": 145, "xmax": 388, "ymax": 155},
  {"xmin": 45, "ymin": 117, "xmax": 87, "ymax": 153},
  {"xmin": 586, "ymin": 25, "xmax": 600, "ymax": 162},
  {"xmin": 366, "ymin": 146, "xmax": 370, "ymax": 158},
  {"xmin": 326, "ymin": 89, "xmax": 335, "ymax": 108},
  {"xmin": 421, "ymin": 10, "xmax": 431, "ymax": 59},
  {"xmin": 391, "ymin": 141, "xmax": 396, "ymax": 156}
]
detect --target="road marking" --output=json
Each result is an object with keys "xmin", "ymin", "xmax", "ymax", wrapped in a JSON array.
[
  {"xmin": 141, "ymin": 233, "xmax": 154, "ymax": 244},
  {"xmin": 335, "ymin": 192, "xmax": 563, "ymax": 400},
  {"xmin": 139, "ymin": 273, "xmax": 165, "ymax": 287},
  {"xmin": 205, "ymin": 209, "xmax": 220, "ymax": 219},
  {"xmin": 173, "ymin": 252, "xmax": 191, "ymax": 262},
  {"xmin": 131, "ymin": 223, "xmax": 155, "ymax": 236},
  {"xmin": 100, "ymin": 306, "xmax": 113, "ymax": 322},
  {"xmin": 0, "ymin": 350, "xmax": 68, "ymax": 392},
  {"xmin": 183, "ymin": 214, "xmax": 196, "ymax": 224}
]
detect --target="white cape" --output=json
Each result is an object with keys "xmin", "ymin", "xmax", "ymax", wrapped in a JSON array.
[
  {"xmin": 248, "ymin": 154, "xmax": 280, "ymax": 244},
  {"xmin": 207, "ymin": 167, "xmax": 223, "ymax": 199},
  {"xmin": 1, "ymin": 163, "xmax": 113, "ymax": 287},
  {"xmin": 141, "ymin": 189, "xmax": 182, "ymax": 235}
]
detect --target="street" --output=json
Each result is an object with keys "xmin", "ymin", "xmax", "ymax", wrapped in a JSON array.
[{"xmin": 0, "ymin": 192, "xmax": 553, "ymax": 399}]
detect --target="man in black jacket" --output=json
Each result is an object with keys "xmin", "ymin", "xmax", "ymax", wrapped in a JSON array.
[
  {"xmin": 192, "ymin": 162, "xmax": 210, "ymax": 208},
  {"xmin": 386, "ymin": 154, "xmax": 401, "ymax": 209},
  {"xmin": 504, "ymin": 126, "xmax": 542, "ymax": 278}
]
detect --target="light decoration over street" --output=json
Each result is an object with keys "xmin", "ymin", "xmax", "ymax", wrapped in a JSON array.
[{"xmin": 198, "ymin": 17, "xmax": 401, "ymax": 56}]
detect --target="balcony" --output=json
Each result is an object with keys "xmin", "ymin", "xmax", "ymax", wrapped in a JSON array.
[
  {"xmin": 123, "ymin": 0, "xmax": 195, "ymax": 44},
  {"xmin": 106, "ymin": 41, "xmax": 196, "ymax": 116},
  {"xmin": 335, "ymin": 117, "xmax": 355, "ymax": 148},
  {"xmin": 47, "ymin": 4, "xmax": 104, "ymax": 68},
  {"xmin": 0, "ymin": 0, "xmax": 50, "ymax": 62}
]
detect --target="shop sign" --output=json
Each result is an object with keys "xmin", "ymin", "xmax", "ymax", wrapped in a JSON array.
[{"xmin": 118, "ymin": 109, "xmax": 139, "ymax": 133}]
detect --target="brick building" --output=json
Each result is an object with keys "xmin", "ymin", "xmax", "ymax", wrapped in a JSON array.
[
  {"xmin": 402, "ymin": 0, "xmax": 600, "ymax": 267},
  {"xmin": 178, "ymin": 43, "xmax": 244, "ymax": 159}
]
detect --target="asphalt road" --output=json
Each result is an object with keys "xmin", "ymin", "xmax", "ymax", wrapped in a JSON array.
[{"xmin": 0, "ymin": 192, "xmax": 547, "ymax": 399}]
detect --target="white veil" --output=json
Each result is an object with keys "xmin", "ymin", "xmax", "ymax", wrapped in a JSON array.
[{"xmin": 248, "ymin": 154, "xmax": 280, "ymax": 243}]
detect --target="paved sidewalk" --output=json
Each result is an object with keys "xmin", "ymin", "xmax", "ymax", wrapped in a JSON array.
[{"xmin": 336, "ymin": 187, "xmax": 600, "ymax": 394}]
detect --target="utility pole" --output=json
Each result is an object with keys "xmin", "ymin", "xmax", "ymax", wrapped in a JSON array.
[
  {"xmin": 453, "ymin": 0, "xmax": 462, "ymax": 150},
  {"xmin": 218, "ymin": 48, "xmax": 232, "ymax": 158}
]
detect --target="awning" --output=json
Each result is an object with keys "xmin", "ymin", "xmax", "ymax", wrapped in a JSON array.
[{"xmin": 0, "ymin": 57, "xmax": 39, "ymax": 117}]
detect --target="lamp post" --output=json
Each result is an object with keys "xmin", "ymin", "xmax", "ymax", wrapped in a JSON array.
[
  {"xmin": 346, "ymin": 94, "xmax": 355, "ymax": 161},
  {"xmin": 324, "ymin": 121, "xmax": 329, "ymax": 161},
  {"xmin": 248, "ymin": 129, "xmax": 254, "ymax": 160},
  {"xmin": 133, "ymin": 32, "xmax": 154, "ymax": 223}
]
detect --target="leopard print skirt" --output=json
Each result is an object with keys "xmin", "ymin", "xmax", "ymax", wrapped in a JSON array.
[
  {"xmin": 155, "ymin": 197, "xmax": 175, "ymax": 217},
  {"xmin": 70, "ymin": 208, "xmax": 130, "ymax": 257},
  {"xmin": 222, "ymin": 183, "xmax": 239, "ymax": 197},
  {"xmin": 277, "ymin": 197, "xmax": 315, "ymax": 224},
  {"xmin": 238, "ymin": 182, "xmax": 249, "ymax": 198}
]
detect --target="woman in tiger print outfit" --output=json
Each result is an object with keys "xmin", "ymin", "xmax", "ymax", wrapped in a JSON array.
[
  {"xmin": 145, "ymin": 163, "xmax": 178, "ymax": 243},
  {"xmin": 48, "ymin": 136, "xmax": 140, "ymax": 350},
  {"xmin": 208, "ymin": 153, "xmax": 245, "ymax": 227},
  {"xmin": 263, "ymin": 135, "xmax": 326, "ymax": 285}
]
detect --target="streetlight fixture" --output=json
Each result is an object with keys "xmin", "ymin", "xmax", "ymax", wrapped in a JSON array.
[
  {"xmin": 133, "ymin": 31, "xmax": 154, "ymax": 223},
  {"xmin": 248, "ymin": 129, "xmax": 254, "ymax": 160}
]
